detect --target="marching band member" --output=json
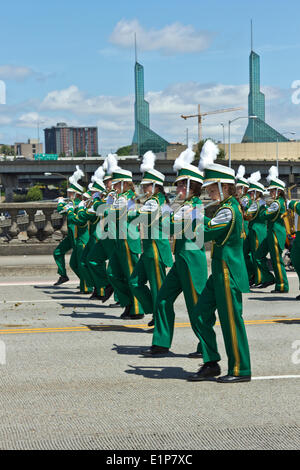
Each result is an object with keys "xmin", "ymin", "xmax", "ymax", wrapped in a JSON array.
[
  {"xmin": 142, "ymin": 146, "xmax": 208, "ymax": 357},
  {"xmin": 287, "ymin": 198, "xmax": 300, "ymax": 298},
  {"xmin": 88, "ymin": 155, "xmax": 118, "ymax": 304},
  {"xmin": 187, "ymin": 140, "xmax": 251, "ymax": 383},
  {"xmin": 66, "ymin": 167, "xmax": 93, "ymax": 294},
  {"xmin": 236, "ymin": 165, "xmax": 255, "ymax": 285},
  {"xmin": 76, "ymin": 167, "xmax": 107, "ymax": 300},
  {"xmin": 106, "ymin": 160, "xmax": 145, "ymax": 319},
  {"xmin": 53, "ymin": 186, "xmax": 79, "ymax": 286},
  {"xmin": 245, "ymin": 172, "xmax": 275, "ymax": 288},
  {"xmin": 259, "ymin": 166, "xmax": 289, "ymax": 293},
  {"xmin": 128, "ymin": 151, "xmax": 173, "ymax": 327}
]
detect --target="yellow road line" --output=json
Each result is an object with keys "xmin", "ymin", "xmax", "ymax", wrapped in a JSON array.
[{"xmin": 0, "ymin": 318, "xmax": 298, "ymax": 335}]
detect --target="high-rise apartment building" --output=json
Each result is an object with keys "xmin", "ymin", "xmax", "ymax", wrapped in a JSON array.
[
  {"xmin": 132, "ymin": 60, "xmax": 169, "ymax": 155},
  {"xmin": 44, "ymin": 123, "xmax": 98, "ymax": 156}
]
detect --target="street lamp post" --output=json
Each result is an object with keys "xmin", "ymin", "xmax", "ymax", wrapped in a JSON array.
[
  {"xmin": 228, "ymin": 115, "xmax": 257, "ymax": 168},
  {"xmin": 220, "ymin": 122, "xmax": 225, "ymax": 146}
]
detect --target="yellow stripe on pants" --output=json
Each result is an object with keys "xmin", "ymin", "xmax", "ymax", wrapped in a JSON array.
[
  {"xmin": 124, "ymin": 240, "xmax": 140, "ymax": 314},
  {"xmin": 222, "ymin": 260, "xmax": 240, "ymax": 376},
  {"xmin": 273, "ymin": 232, "xmax": 284, "ymax": 292},
  {"xmin": 255, "ymin": 234, "xmax": 261, "ymax": 284},
  {"xmin": 188, "ymin": 270, "xmax": 198, "ymax": 305},
  {"xmin": 152, "ymin": 241, "xmax": 162, "ymax": 290}
]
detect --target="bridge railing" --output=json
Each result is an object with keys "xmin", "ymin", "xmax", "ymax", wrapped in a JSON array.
[{"xmin": 0, "ymin": 202, "xmax": 67, "ymax": 247}]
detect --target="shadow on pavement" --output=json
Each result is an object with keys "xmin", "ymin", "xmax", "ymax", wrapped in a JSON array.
[
  {"xmin": 124, "ymin": 364, "xmax": 188, "ymax": 380},
  {"xmin": 59, "ymin": 311, "xmax": 119, "ymax": 320},
  {"xmin": 112, "ymin": 344, "xmax": 187, "ymax": 357},
  {"xmin": 84, "ymin": 325, "xmax": 149, "ymax": 333},
  {"xmin": 45, "ymin": 296, "xmax": 97, "ymax": 301},
  {"xmin": 274, "ymin": 319, "xmax": 300, "ymax": 324},
  {"xmin": 33, "ymin": 286, "xmax": 78, "ymax": 291},
  {"xmin": 248, "ymin": 296, "xmax": 295, "ymax": 301},
  {"xmin": 59, "ymin": 303, "xmax": 106, "ymax": 308},
  {"xmin": 42, "ymin": 290, "xmax": 82, "ymax": 295}
]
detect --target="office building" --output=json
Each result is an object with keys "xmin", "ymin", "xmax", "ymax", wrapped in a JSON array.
[
  {"xmin": 15, "ymin": 139, "xmax": 43, "ymax": 159},
  {"xmin": 132, "ymin": 60, "xmax": 169, "ymax": 155},
  {"xmin": 242, "ymin": 41, "xmax": 289, "ymax": 143}
]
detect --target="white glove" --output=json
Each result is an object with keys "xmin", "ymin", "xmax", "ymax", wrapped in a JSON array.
[
  {"xmin": 65, "ymin": 202, "xmax": 74, "ymax": 211},
  {"xmin": 161, "ymin": 204, "xmax": 173, "ymax": 215}
]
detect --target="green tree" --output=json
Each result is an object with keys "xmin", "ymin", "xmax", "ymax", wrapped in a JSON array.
[
  {"xmin": 0, "ymin": 144, "xmax": 15, "ymax": 156},
  {"xmin": 194, "ymin": 139, "xmax": 226, "ymax": 161},
  {"xmin": 116, "ymin": 145, "xmax": 133, "ymax": 156},
  {"xmin": 58, "ymin": 180, "xmax": 68, "ymax": 197},
  {"xmin": 26, "ymin": 185, "xmax": 43, "ymax": 201},
  {"xmin": 74, "ymin": 150, "xmax": 86, "ymax": 158},
  {"xmin": 13, "ymin": 194, "xmax": 27, "ymax": 202}
]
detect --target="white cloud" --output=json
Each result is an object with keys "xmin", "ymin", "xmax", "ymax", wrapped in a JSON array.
[
  {"xmin": 0, "ymin": 115, "xmax": 12, "ymax": 125},
  {"xmin": 41, "ymin": 85, "xmax": 133, "ymax": 116},
  {"xmin": 109, "ymin": 19, "xmax": 214, "ymax": 55},
  {"xmin": 0, "ymin": 65, "xmax": 35, "ymax": 81},
  {"xmin": 5, "ymin": 80, "xmax": 299, "ymax": 153}
]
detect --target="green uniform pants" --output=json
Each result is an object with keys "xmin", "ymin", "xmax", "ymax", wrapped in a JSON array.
[
  {"xmin": 243, "ymin": 234, "xmax": 255, "ymax": 281},
  {"xmin": 107, "ymin": 240, "xmax": 144, "ymax": 316},
  {"xmin": 152, "ymin": 256, "xmax": 205, "ymax": 352},
  {"xmin": 53, "ymin": 236, "xmax": 72, "ymax": 277},
  {"xmin": 268, "ymin": 231, "xmax": 289, "ymax": 292},
  {"xmin": 87, "ymin": 239, "xmax": 112, "ymax": 291},
  {"xmin": 129, "ymin": 245, "xmax": 167, "ymax": 316},
  {"xmin": 193, "ymin": 260, "xmax": 251, "ymax": 377},
  {"xmin": 70, "ymin": 242, "xmax": 93, "ymax": 293},
  {"xmin": 80, "ymin": 238, "xmax": 102, "ymax": 295},
  {"xmin": 250, "ymin": 232, "xmax": 275, "ymax": 285}
]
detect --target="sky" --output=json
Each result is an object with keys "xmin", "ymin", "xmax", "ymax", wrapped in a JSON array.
[{"xmin": 0, "ymin": 0, "xmax": 300, "ymax": 154}]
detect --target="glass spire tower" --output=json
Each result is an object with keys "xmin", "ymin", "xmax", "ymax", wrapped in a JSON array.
[
  {"xmin": 242, "ymin": 44, "xmax": 288, "ymax": 143},
  {"xmin": 132, "ymin": 60, "xmax": 169, "ymax": 155}
]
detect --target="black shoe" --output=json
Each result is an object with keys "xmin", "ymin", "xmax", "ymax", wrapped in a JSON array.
[
  {"xmin": 89, "ymin": 288, "xmax": 103, "ymax": 300},
  {"xmin": 187, "ymin": 351, "xmax": 203, "ymax": 358},
  {"xmin": 217, "ymin": 374, "xmax": 251, "ymax": 383},
  {"xmin": 120, "ymin": 305, "xmax": 131, "ymax": 318},
  {"xmin": 296, "ymin": 295, "xmax": 300, "ymax": 300},
  {"xmin": 54, "ymin": 276, "xmax": 69, "ymax": 286},
  {"xmin": 187, "ymin": 362, "xmax": 221, "ymax": 382},
  {"xmin": 141, "ymin": 345, "xmax": 169, "ymax": 357},
  {"xmin": 147, "ymin": 317, "xmax": 155, "ymax": 327},
  {"xmin": 249, "ymin": 277, "xmax": 255, "ymax": 287},
  {"xmin": 258, "ymin": 281, "xmax": 275, "ymax": 288},
  {"xmin": 121, "ymin": 314, "xmax": 145, "ymax": 320},
  {"xmin": 101, "ymin": 285, "xmax": 114, "ymax": 303},
  {"xmin": 109, "ymin": 302, "xmax": 120, "ymax": 308}
]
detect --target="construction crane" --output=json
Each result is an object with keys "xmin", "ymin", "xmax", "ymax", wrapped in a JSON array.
[{"xmin": 181, "ymin": 104, "xmax": 244, "ymax": 142}]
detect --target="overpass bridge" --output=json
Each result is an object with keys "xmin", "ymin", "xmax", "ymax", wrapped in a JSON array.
[{"xmin": 0, "ymin": 158, "xmax": 299, "ymax": 200}]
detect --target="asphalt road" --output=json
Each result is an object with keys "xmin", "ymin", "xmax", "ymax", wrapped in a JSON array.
[{"xmin": 0, "ymin": 270, "xmax": 299, "ymax": 450}]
